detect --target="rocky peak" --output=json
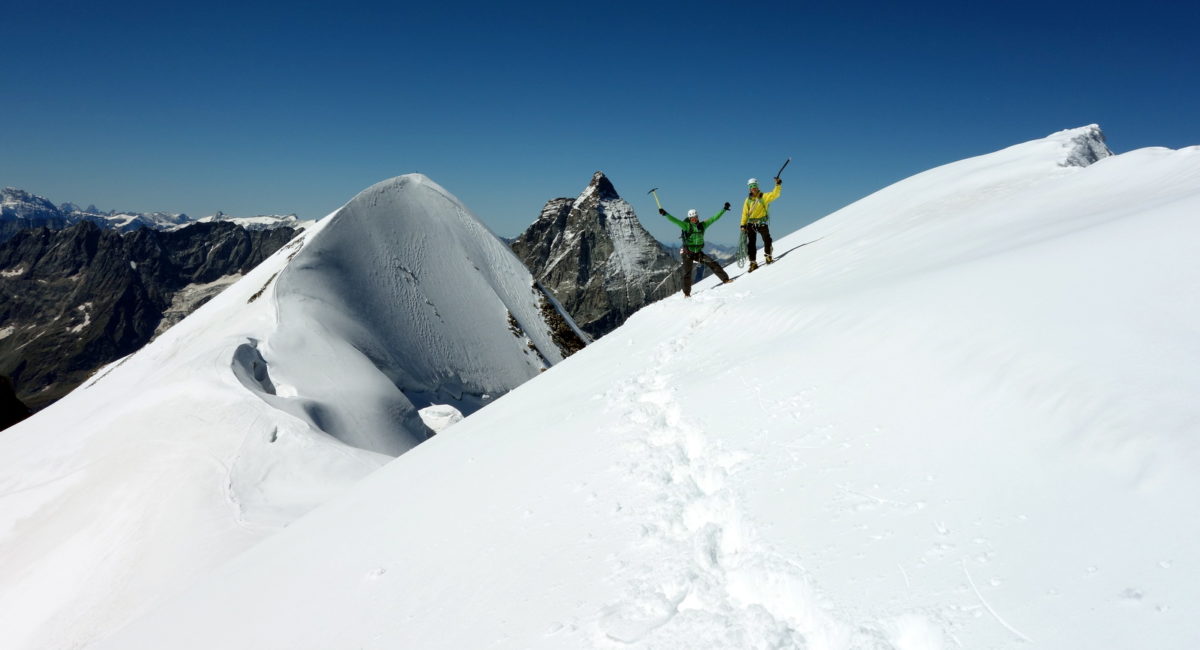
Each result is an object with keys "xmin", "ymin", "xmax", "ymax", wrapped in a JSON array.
[
  {"xmin": 586, "ymin": 171, "xmax": 621, "ymax": 201},
  {"xmin": 511, "ymin": 173, "xmax": 682, "ymax": 338},
  {"xmin": 1060, "ymin": 124, "xmax": 1114, "ymax": 168}
]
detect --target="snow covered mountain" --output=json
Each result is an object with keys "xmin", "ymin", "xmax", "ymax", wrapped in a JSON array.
[
  {"xmin": 0, "ymin": 174, "xmax": 582, "ymax": 649},
  {"xmin": 0, "ymin": 187, "xmax": 303, "ymax": 242},
  {"xmin": 95, "ymin": 125, "xmax": 1200, "ymax": 650},
  {"xmin": 0, "ymin": 188, "xmax": 70, "ymax": 241},
  {"xmin": 192, "ymin": 211, "xmax": 308, "ymax": 231},
  {"xmin": 511, "ymin": 172, "xmax": 680, "ymax": 338}
]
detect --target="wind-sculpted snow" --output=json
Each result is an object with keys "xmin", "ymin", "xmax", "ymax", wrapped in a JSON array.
[
  {"xmin": 99, "ymin": 126, "xmax": 1200, "ymax": 649},
  {"xmin": 258, "ymin": 174, "xmax": 565, "ymax": 454},
  {"xmin": 0, "ymin": 174, "xmax": 575, "ymax": 649}
]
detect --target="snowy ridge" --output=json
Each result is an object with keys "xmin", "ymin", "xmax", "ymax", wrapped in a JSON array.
[
  {"xmin": 261, "ymin": 173, "xmax": 567, "ymax": 454},
  {"xmin": 1, "ymin": 187, "xmax": 307, "ymax": 233},
  {"xmin": 99, "ymin": 126, "xmax": 1200, "ymax": 649},
  {"xmin": 0, "ymin": 173, "xmax": 574, "ymax": 649},
  {"xmin": 191, "ymin": 212, "xmax": 311, "ymax": 231}
]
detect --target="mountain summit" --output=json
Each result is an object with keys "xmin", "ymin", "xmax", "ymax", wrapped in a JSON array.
[
  {"xmin": 0, "ymin": 173, "xmax": 581, "ymax": 649},
  {"xmin": 511, "ymin": 172, "xmax": 680, "ymax": 337},
  {"xmin": 585, "ymin": 170, "xmax": 622, "ymax": 201},
  {"xmin": 262, "ymin": 174, "xmax": 580, "ymax": 454}
]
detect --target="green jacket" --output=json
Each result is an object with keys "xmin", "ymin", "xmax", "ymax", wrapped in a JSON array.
[{"xmin": 662, "ymin": 208, "xmax": 727, "ymax": 252}]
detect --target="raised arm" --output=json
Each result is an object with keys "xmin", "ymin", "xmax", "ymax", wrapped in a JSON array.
[
  {"xmin": 658, "ymin": 208, "xmax": 686, "ymax": 228},
  {"xmin": 762, "ymin": 178, "xmax": 782, "ymax": 204},
  {"xmin": 705, "ymin": 202, "xmax": 730, "ymax": 226}
]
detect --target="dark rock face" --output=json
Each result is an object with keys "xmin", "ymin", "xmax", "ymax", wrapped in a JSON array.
[
  {"xmin": 1061, "ymin": 124, "xmax": 1114, "ymax": 168},
  {"xmin": 0, "ymin": 220, "xmax": 298, "ymax": 412},
  {"xmin": 511, "ymin": 172, "xmax": 681, "ymax": 338},
  {"xmin": 0, "ymin": 375, "xmax": 31, "ymax": 430},
  {"xmin": 534, "ymin": 286, "xmax": 588, "ymax": 357}
]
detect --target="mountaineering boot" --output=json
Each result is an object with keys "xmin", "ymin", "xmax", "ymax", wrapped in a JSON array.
[
  {"xmin": 765, "ymin": 253, "xmax": 773, "ymax": 264},
  {"xmin": 749, "ymin": 261, "xmax": 759, "ymax": 272}
]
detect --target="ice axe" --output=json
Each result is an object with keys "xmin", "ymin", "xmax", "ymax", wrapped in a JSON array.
[
  {"xmin": 647, "ymin": 187, "xmax": 662, "ymax": 210},
  {"xmin": 774, "ymin": 157, "xmax": 791, "ymax": 181}
]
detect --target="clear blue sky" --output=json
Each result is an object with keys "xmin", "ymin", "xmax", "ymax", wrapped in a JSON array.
[{"xmin": 4, "ymin": 0, "xmax": 1197, "ymax": 245}]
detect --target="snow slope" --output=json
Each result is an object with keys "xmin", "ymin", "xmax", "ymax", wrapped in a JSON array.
[
  {"xmin": 101, "ymin": 126, "xmax": 1200, "ymax": 649},
  {"xmin": 0, "ymin": 174, "xmax": 571, "ymax": 649}
]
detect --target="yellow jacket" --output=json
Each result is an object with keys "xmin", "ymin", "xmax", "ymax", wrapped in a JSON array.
[{"xmin": 741, "ymin": 183, "xmax": 782, "ymax": 225}]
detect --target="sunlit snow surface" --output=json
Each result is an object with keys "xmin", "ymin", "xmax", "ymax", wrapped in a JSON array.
[
  {"xmin": 10, "ymin": 127, "xmax": 1200, "ymax": 650},
  {"xmin": 104, "ymin": 126, "xmax": 1200, "ymax": 650},
  {"xmin": 0, "ymin": 174, "xmax": 568, "ymax": 650}
]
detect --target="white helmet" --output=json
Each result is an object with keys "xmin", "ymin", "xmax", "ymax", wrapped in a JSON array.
[
  {"xmin": 687, "ymin": 209, "xmax": 698, "ymax": 218},
  {"xmin": 747, "ymin": 178, "xmax": 759, "ymax": 186}
]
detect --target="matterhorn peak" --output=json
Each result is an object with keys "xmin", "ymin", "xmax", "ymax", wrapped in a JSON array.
[
  {"xmin": 512, "ymin": 172, "xmax": 681, "ymax": 337},
  {"xmin": 585, "ymin": 171, "xmax": 621, "ymax": 201}
]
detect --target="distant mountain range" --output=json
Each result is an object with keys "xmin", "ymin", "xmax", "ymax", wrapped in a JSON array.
[
  {"xmin": 1, "ymin": 187, "xmax": 303, "ymax": 243},
  {"xmin": 0, "ymin": 187, "xmax": 304, "ymax": 415}
]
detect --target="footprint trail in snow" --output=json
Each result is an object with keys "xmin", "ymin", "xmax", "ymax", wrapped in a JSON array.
[{"xmin": 592, "ymin": 301, "xmax": 890, "ymax": 649}]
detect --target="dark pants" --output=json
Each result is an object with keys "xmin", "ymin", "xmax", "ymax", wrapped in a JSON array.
[
  {"xmin": 745, "ymin": 222, "xmax": 772, "ymax": 261},
  {"xmin": 682, "ymin": 249, "xmax": 730, "ymax": 296}
]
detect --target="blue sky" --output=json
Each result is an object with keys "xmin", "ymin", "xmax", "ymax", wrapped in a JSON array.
[{"xmin": 4, "ymin": 0, "xmax": 1197, "ymax": 245}]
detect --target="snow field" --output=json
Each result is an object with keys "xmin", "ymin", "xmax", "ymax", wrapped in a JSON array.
[
  {"xmin": 11, "ymin": 127, "xmax": 1200, "ymax": 650},
  {"xmin": 595, "ymin": 305, "xmax": 881, "ymax": 649},
  {"xmin": 0, "ymin": 174, "xmax": 577, "ymax": 650}
]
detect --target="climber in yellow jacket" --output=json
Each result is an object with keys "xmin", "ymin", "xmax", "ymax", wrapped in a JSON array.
[{"xmin": 740, "ymin": 176, "xmax": 782, "ymax": 272}]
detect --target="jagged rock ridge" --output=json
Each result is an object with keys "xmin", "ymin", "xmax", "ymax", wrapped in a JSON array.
[
  {"xmin": 511, "ymin": 172, "xmax": 681, "ymax": 338},
  {"xmin": 0, "ymin": 220, "xmax": 297, "ymax": 412}
]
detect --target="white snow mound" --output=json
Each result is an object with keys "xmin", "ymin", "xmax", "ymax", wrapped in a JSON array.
[{"xmin": 0, "ymin": 173, "xmax": 570, "ymax": 650}]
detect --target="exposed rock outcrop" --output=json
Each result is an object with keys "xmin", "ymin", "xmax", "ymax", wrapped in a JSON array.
[
  {"xmin": 1060, "ymin": 124, "xmax": 1114, "ymax": 168},
  {"xmin": 0, "ymin": 220, "xmax": 298, "ymax": 411},
  {"xmin": 511, "ymin": 172, "xmax": 680, "ymax": 338},
  {"xmin": 0, "ymin": 375, "xmax": 31, "ymax": 430}
]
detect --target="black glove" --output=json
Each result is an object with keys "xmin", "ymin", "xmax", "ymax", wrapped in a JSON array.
[
  {"xmin": 723, "ymin": 202, "xmax": 731, "ymax": 211},
  {"xmin": 658, "ymin": 208, "xmax": 666, "ymax": 216},
  {"xmin": 741, "ymin": 224, "xmax": 752, "ymax": 232},
  {"xmin": 775, "ymin": 177, "xmax": 782, "ymax": 185}
]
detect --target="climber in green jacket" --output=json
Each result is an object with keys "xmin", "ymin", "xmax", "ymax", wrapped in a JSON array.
[{"xmin": 658, "ymin": 203, "xmax": 732, "ymax": 297}]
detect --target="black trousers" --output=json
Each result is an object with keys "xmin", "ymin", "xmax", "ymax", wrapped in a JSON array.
[
  {"xmin": 682, "ymin": 249, "xmax": 730, "ymax": 296},
  {"xmin": 745, "ymin": 222, "xmax": 772, "ymax": 261}
]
